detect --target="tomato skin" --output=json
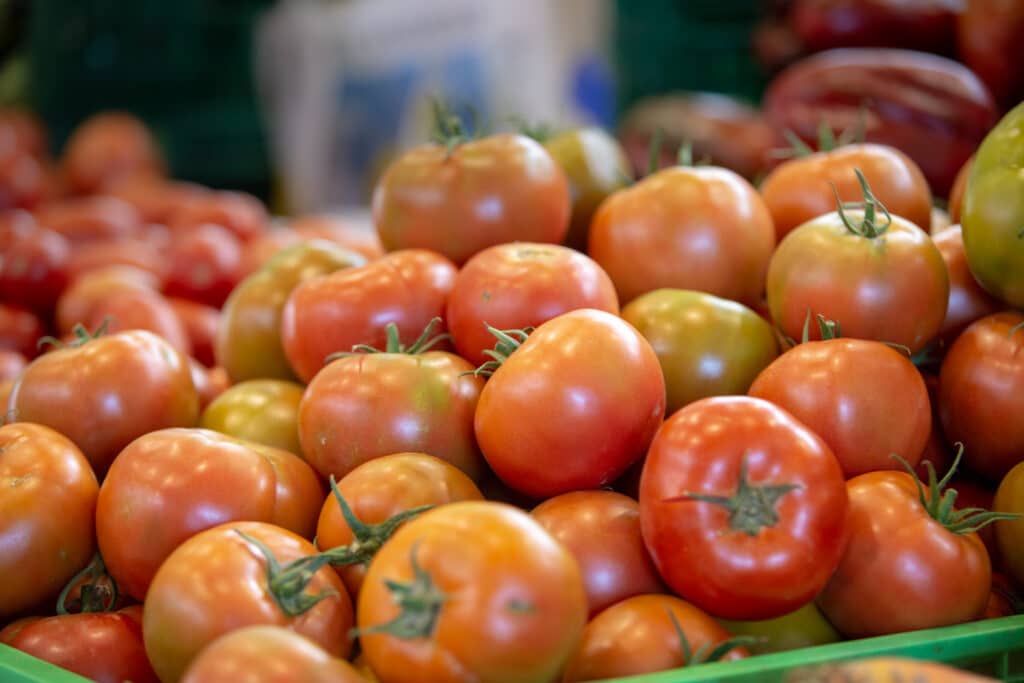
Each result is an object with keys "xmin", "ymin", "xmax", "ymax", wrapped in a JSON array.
[
  {"xmin": 0, "ymin": 350, "xmax": 25, "ymax": 381},
  {"xmin": 947, "ymin": 156, "xmax": 971, "ymax": 225},
  {"xmin": 316, "ymin": 452, "xmax": 483, "ymax": 598},
  {"xmin": 9, "ymin": 330, "xmax": 200, "ymax": 477},
  {"xmin": 290, "ymin": 214, "xmax": 385, "ymax": 262},
  {"xmin": 168, "ymin": 190, "xmax": 268, "ymax": 243},
  {"xmin": 639, "ymin": 396, "xmax": 849, "ymax": 621},
  {"xmin": 0, "ymin": 151, "xmax": 44, "ymax": 211},
  {"xmin": 106, "ymin": 177, "xmax": 208, "ymax": 225},
  {"xmin": 934, "ymin": 226, "xmax": 1001, "ymax": 342},
  {"xmin": 358, "ymin": 501, "xmax": 587, "ymax": 683},
  {"xmin": 790, "ymin": 0, "xmax": 959, "ymax": 55},
  {"xmin": 35, "ymin": 196, "xmax": 142, "ymax": 245},
  {"xmin": 0, "ymin": 605, "xmax": 158, "ymax": 683},
  {"xmin": 446, "ymin": 242, "xmax": 619, "ymax": 367},
  {"xmin": 200, "ymin": 380, "xmax": 305, "ymax": 455},
  {"xmin": 589, "ymin": 165, "xmax": 774, "ymax": 308},
  {"xmin": 144, "ymin": 521, "xmax": 353, "ymax": 683},
  {"xmin": 939, "ymin": 312, "xmax": 1024, "ymax": 482},
  {"xmin": 994, "ymin": 461, "xmax": 1024, "ymax": 586},
  {"xmin": 61, "ymin": 112, "xmax": 164, "ymax": 195},
  {"xmin": 0, "ymin": 108, "xmax": 47, "ymax": 159},
  {"xmin": 475, "ymin": 309, "xmax": 666, "ymax": 498},
  {"xmin": 85, "ymin": 286, "xmax": 193, "ymax": 356},
  {"xmin": 282, "ymin": 249, "xmax": 456, "ymax": 383},
  {"xmin": 957, "ymin": 0, "xmax": 1024, "ymax": 110},
  {"xmin": 0, "ymin": 304, "xmax": 45, "ymax": 359},
  {"xmin": 790, "ymin": 657, "xmax": 999, "ymax": 683},
  {"xmin": 749, "ymin": 339, "xmax": 929, "ymax": 477},
  {"xmin": 562, "ymin": 594, "xmax": 747, "ymax": 682},
  {"xmin": 67, "ymin": 238, "xmax": 167, "ymax": 284},
  {"xmin": 373, "ymin": 133, "xmax": 570, "ymax": 265},
  {"xmin": 163, "ymin": 224, "xmax": 244, "ymax": 308},
  {"xmin": 56, "ymin": 265, "xmax": 161, "ymax": 335},
  {"xmin": 0, "ymin": 227, "xmax": 70, "ymax": 314},
  {"xmin": 168, "ymin": 298, "xmax": 220, "ymax": 368},
  {"xmin": 817, "ymin": 471, "xmax": 991, "ymax": 637},
  {"xmin": 718, "ymin": 603, "xmax": 841, "ymax": 655}
]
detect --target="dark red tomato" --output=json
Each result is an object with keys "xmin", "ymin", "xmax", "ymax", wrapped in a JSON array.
[
  {"xmin": 168, "ymin": 298, "xmax": 220, "ymax": 367},
  {"xmin": 790, "ymin": 0, "xmax": 961, "ymax": 54},
  {"xmin": 0, "ymin": 303, "xmax": 44, "ymax": 359},
  {"xmin": 948, "ymin": 156, "xmax": 972, "ymax": 224},
  {"xmin": 281, "ymin": 249, "xmax": 457, "ymax": 383},
  {"xmin": 373, "ymin": 133, "xmax": 570, "ymax": 265},
  {"xmin": 934, "ymin": 226, "xmax": 1001, "ymax": 341},
  {"xmin": 639, "ymin": 396, "xmax": 849, "ymax": 621},
  {"xmin": 84, "ymin": 287, "xmax": 192, "ymax": 355},
  {"xmin": 0, "ymin": 108, "xmax": 47, "ymax": 159},
  {"xmin": 35, "ymin": 196, "xmax": 142, "ymax": 245},
  {"xmin": 0, "ymin": 605, "xmax": 158, "ymax": 683},
  {"xmin": 61, "ymin": 112, "xmax": 164, "ymax": 195},
  {"xmin": 55, "ymin": 265, "xmax": 160, "ymax": 335},
  {"xmin": 168, "ymin": 190, "xmax": 268, "ymax": 243},
  {"xmin": 957, "ymin": 0, "xmax": 1024, "ymax": 110},
  {"xmin": 475, "ymin": 309, "xmax": 665, "ymax": 498},
  {"xmin": 0, "ymin": 228, "xmax": 70, "ymax": 314},
  {"xmin": 0, "ymin": 151, "xmax": 44, "ymax": 211},
  {"xmin": 532, "ymin": 490, "xmax": 665, "ymax": 617},
  {"xmin": 0, "ymin": 350, "xmax": 25, "ymax": 381},
  {"xmin": 446, "ymin": 242, "xmax": 619, "ymax": 367},
  {"xmin": 163, "ymin": 223, "xmax": 244, "ymax": 308},
  {"xmin": 939, "ymin": 312, "xmax": 1024, "ymax": 482},
  {"xmin": 106, "ymin": 176, "xmax": 208, "ymax": 225}
]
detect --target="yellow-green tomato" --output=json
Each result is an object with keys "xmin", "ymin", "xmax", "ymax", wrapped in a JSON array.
[
  {"xmin": 200, "ymin": 379, "xmax": 305, "ymax": 455},
  {"xmin": 621, "ymin": 289, "xmax": 779, "ymax": 415},
  {"xmin": 718, "ymin": 603, "xmax": 842, "ymax": 655},
  {"xmin": 994, "ymin": 461, "xmax": 1024, "ymax": 586}
]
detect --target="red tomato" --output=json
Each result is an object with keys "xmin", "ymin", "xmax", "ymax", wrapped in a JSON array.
[
  {"xmin": 0, "ymin": 227, "xmax": 70, "ymax": 314},
  {"xmin": 291, "ymin": 214, "xmax": 385, "ymax": 262},
  {"xmin": 0, "ymin": 349, "xmax": 25, "ymax": 381},
  {"xmin": 67, "ymin": 238, "xmax": 166, "ymax": 284},
  {"xmin": 0, "ymin": 303, "xmax": 45, "ymax": 359},
  {"xmin": 475, "ymin": 309, "xmax": 666, "ymax": 498},
  {"xmin": 106, "ymin": 176, "xmax": 208, "ymax": 225},
  {"xmin": 35, "ymin": 196, "xmax": 142, "ymax": 244},
  {"xmin": 790, "ymin": 0, "xmax": 960, "ymax": 54},
  {"xmin": 163, "ymin": 223, "xmax": 244, "ymax": 308},
  {"xmin": 168, "ymin": 190, "xmax": 268, "ymax": 243},
  {"xmin": 168, "ymin": 298, "xmax": 220, "ymax": 367},
  {"xmin": 0, "ymin": 108, "xmax": 47, "ymax": 159},
  {"xmin": 239, "ymin": 229, "xmax": 304, "ymax": 278},
  {"xmin": 639, "ymin": 396, "xmax": 849, "ymax": 620},
  {"xmin": 55, "ymin": 265, "xmax": 160, "ymax": 335},
  {"xmin": 192, "ymin": 362, "xmax": 230, "ymax": 411},
  {"xmin": 85, "ymin": 287, "xmax": 193, "ymax": 355},
  {"xmin": 446, "ymin": 242, "xmax": 619, "ymax": 366},
  {"xmin": 0, "ymin": 151, "xmax": 44, "ymax": 211},
  {"xmin": 948, "ymin": 156, "xmax": 972, "ymax": 224},
  {"xmin": 933, "ymin": 226, "xmax": 1001, "ymax": 341},
  {"xmin": 957, "ymin": 0, "xmax": 1024, "ymax": 109},
  {"xmin": 61, "ymin": 112, "xmax": 164, "ymax": 195},
  {"xmin": 0, "ymin": 208, "xmax": 35, "ymax": 250}
]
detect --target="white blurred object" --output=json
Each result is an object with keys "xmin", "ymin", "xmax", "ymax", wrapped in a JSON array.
[{"xmin": 256, "ymin": 0, "xmax": 615, "ymax": 213}]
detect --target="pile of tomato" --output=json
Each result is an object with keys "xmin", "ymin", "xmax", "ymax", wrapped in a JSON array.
[{"xmin": 0, "ymin": 94, "xmax": 1023, "ymax": 683}]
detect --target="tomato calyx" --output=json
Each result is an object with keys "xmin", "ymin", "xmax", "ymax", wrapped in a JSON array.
[
  {"xmin": 1009, "ymin": 321, "xmax": 1024, "ymax": 338},
  {"xmin": 800, "ymin": 311, "xmax": 841, "ymax": 343},
  {"xmin": 234, "ymin": 530, "xmax": 339, "ymax": 617},
  {"xmin": 832, "ymin": 169, "xmax": 892, "ymax": 239},
  {"xmin": 36, "ymin": 319, "xmax": 109, "ymax": 351},
  {"xmin": 430, "ymin": 99, "xmax": 474, "ymax": 155},
  {"xmin": 326, "ymin": 318, "xmax": 450, "ymax": 362},
  {"xmin": 56, "ymin": 552, "xmax": 119, "ymax": 615},
  {"xmin": 773, "ymin": 111, "xmax": 866, "ymax": 161},
  {"xmin": 666, "ymin": 455, "xmax": 801, "ymax": 536},
  {"xmin": 352, "ymin": 544, "xmax": 448, "ymax": 640},
  {"xmin": 667, "ymin": 609, "xmax": 755, "ymax": 666},
  {"xmin": 467, "ymin": 324, "xmax": 533, "ymax": 378}
]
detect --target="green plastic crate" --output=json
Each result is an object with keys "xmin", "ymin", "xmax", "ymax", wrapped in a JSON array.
[{"xmin": 1, "ymin": 614, "xmax": 1022, "ymax": 682}]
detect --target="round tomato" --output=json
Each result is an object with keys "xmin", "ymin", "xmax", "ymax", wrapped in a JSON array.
[
  {"xmin": 789, "ymin": 658, "xmax": 1000, "ymax": 683},
  {"xmin": 168, "ymin": 190, "xmax": 268, "ymax": 243},
  {"xmin": 717, "ymin": 603, "xmax": 841, "ymax": 655},
  {"xmin": 957, "ymin": 0, "xmax": 1024, "ymax": 109},
  {"xmin": 67, "ymin": 239, "xmax": 166, "ymax": 284},
  {"xmin": 934, "ymin": 226, "xmax": 1001, "ymax": 341},
  {"xmin": 446, "ymin": 242, "xmax": 618, "ymax": 366},
  {"xmin": 60, "ymin": 112, "xmax": 164, "ymax": 195},
  {"xmin": 168, "ymin": 298, "xmax": 220, "ymax": 368},
  {"xmin": 200, "ymin": 379, "xmax": 305, "ymax": 454},
  {"xmin": 35, "ymin": 196, "xmax": 141, "ymax": 245},
  {"xmin": 0, "ymin": 151, "xmax": 44, "ymax": 211},
  {"xmin": 0, "ymin": 350, "xmax": 25, "ymax": 381},
  {"xmin": 163, "ymin": 224, "xmax": 243, "ymax": 308},
  {"xmin": 55, "ymin": 265, "xmax": 161, "ymax": 335},
  {"xmin": 290, "ymin": 213, "xmax": 385, "ymax": 261},
  {"xmin": 948, "ymin": 156, "xmax": 972, "ymax": 225},
  {"xmin": 106, "ymin": 176, "xmax": 208, "ymax": 225},
  {"xmin": 0, "ymin": 227, "xmax": 70, "ymax": 314},
  {"xmin": 193, "ymin": 363, "xmax": 230, "ymax": 411},
  {"xmin": 84, "ymin": 286, "xmax": 192, "ymax": 355},
  {"xmin": 357, "ymin": 501, "xmax": 587, "ymax": 683},
  {"xmin": 622, "ymin": 289, "xmax": 779, "ymax": 415},
  {"xmin": 640, "ymin": 396, "xmax": 849, "ymax": 620},
  {"xmin": 238, "ymin": 229, "xmax": 304, "ymax": 278},
  {"xmin": 994, "ymin": 461, "xmax": 1024, "ymax": 586},
  {"xmin": 589, "ymin": 164, "xmax": 774, "ymax": 308},
  {"xmin": 0, "ymin": 303, "xmax": 44, "ymax": 359},
  {"xmin": 0, "ymin": 108, "xmax": 47, "ymax": 159},
  {"xmin": 475, "ymin": 309, "xmax": 665, "ymax": 498}
]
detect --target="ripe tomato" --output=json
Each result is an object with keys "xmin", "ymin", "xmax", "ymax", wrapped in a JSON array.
[
  {"xmin": 0, "ymin": 350, "xmax": 25, "ymax": 381},
  {"xmin": 446, "ymin": 242, "xmax": 619, "ymax": 366},
  {"xmin": 144, "ymin": 521, "xmax": 353, "ymax": 683},
  {"xmin": 790, "ymin": 658, "xmax": 1000, "ymax": 683},
  {"xmin": 61, "ymin": 112, "xmax": 164, "ymax": 195},
  {"xmin": 238, "ymin": 229, "xmax": 303, "ymax": 278},
  {"xmin": 994, "ymin": 461, "xmax": 1024, "ymax": 586},
  {"xmin": 316, "ymin": 452, "xmax": 483, "ymax": 598},
  {"xmin": 84, "ymin": 286, "xmax": 192, "ymax": 355},
  {"xmin": 939, "ymin": 312, "xmax": 1024, "ymax": 481},
  {"xmin": 789, "ymin": 0, "xmax": 960, "ymax": 54},
  {"xmin": 0, "ymin": 227, "xmax": 70, "ymax": 314},
  {"xmin": 0, "ymin": 208, "xmax": 34, "ymax": 250},
  {"xmin": 357, "ymin": 501, "xmax": 587, "ymax": 683},
  {"xmin": 640, "ymin": 396, "xmax": 849, "ymax": 620},
  {"xmin": 531, "ymin": 490, "xmax": 665, "ymax": 617},
  {"xmin": 168, "ymin": 190, "xmax": 269, "ymax": 243},
  {"xmin": 948, "ymin": 156, "xmax": 972, "ymax": 225},
  {"xmin": 163, "ymin": 223, "xmax": 243, "ymax": 308},
  {"xmin": 1, "ymin": 605, "xmax": 157, "ymax": 683},
  {"xmin": 760, "ymin": 143, "xmax": 932, "ymax": 240},
  {"xmin": 55, "ymin": 265, "xmax": 161, "ymax": 334},
  {"xmin": 934, "ymin": 226, "xmax": 1001, "ymax": 341},
  {"xmin": 181, "ymin": 626, "xmax": 365, "ymax": 683},
  {"xmin": 475, "ymin": 309, "xmax": 665, "ymax": 498},
  {"xmin": 0, "ymin": 151, "xmax": 44, "ymax": 211},
  {"xmin": 67, "ymin": 239, "xmax": 166, "ymax": 284},
  {"xmin": 0, "ymin": 108, "xmax": 47, "ymax": 159},
  {"xmin": 200, "ymin": 379, "xmax": 304, "ymax": 454},
  {"xmin": 282, "ymin": 249, "xmax": 456, "ymax": 383},
  {"xmin": 35, "ymin": 196, "xmax": 142, "ymax": 244},
  {"xmin": 168, "ymin": 298, "xmax": 219, "ymax": 368},
  {"xmin": 0, "ymin": 423, "xmax": 98, "ymax": 620},
  {"xmin": 0, "ymin": 303, "xmax": 44, "ymax": 359},
  {"xmin": 717, "ymin": 603, "xmax": 841, "ymax": 655},
  {"xmin": 290, "ymin": 213, "xmax": 385, "ymax": 261},
  {"xmin": 106, "ymin": 176, "xmax": 208, "ymax": 225},
  {"xmin": 9, "ymin": 329, "xmax": 199, "ymax": 476},
  {"xmin": 589, "ymin": 164, "xmax": 774, "ymax": 308},
  {"xmin": 191, "ymin": 362, "xmax": 230, "ymax": 411},
  {"xmin": 957, "ymin": 0, "xmax": 1024, "ymax": 109},
  {"xmin": 622, "ymin": 289, "xmax": 779, "ymax": 415},
  {"xmin": 563, "ymin": 594, "xmax": 748, "ymax": 682}
]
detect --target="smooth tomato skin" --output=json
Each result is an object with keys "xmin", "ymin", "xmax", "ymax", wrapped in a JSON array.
[
  {"xmin": 446, "ymin": 242, "xmax": 619, "ymax": 367},
  {"xmin": 181, "ymin": 626, "xmax": 365, "ymax": 683},
  {"xmin": 35, "ymin": 196, "xmax": 142, "ymax": 245},
  {"xmin": 299, "ymin": 350, "xmax": 484, "ymax": 481},
  {"xmin": 373, "ymin": 134, "xmax": 571, "ymax": 265},
  {"xmin": 106, "ymin": 176, "xmax": 208, "ymax": 225},
  {"xmin": 191, "ymin": 363, "xmax": 230, "ymax": 411},
  {"xmin": 358, "ymin": 501, "xmax": 587, "ymax": 683},
  {"xmin": 994, "ymin": 461, "xmax": 1024, "ymax": 586},
  {"xmin": 717, "ymin": 603, "xmax": 841, "ymax": 655},
  {"xmin": 316, "ymin": 452, "xmax": 483, "ymax": 598},
  {"xmin": 760, "ymin": 143, "xmax": 932, "ymax": 240},
  {"xmin": 67, "ymin": 239, "xmax": 167, "ymax": 284},
  {"xmin": 562, "ymin": 594, "xmax": 747, "ymax": 682},
  {"xmin": 97, "ymin": 428, "xmax": 323, "ymax": 601},
  {"xmin": 9, "ymin": 330, "xmax": 200, "ymax": 477},
  {"xmin": 0, "ymin": 227, "xmax": 70, "ymax": 314},
  {"xmin": 0, "ymin": 350, "xmax": 25, "ymax": 381},
  {"xmin": 55, "ymin": 265, "xmax": 161, "ymax": 335},
  {"xmin": 0, "ymin": 304, "xmax": 45, "ymax": 359},
  {"xmin": 0, "ymin": 108, "xmax": 47, "ymax": 159},
  {"xmin": 200, "ymin": 380, "xmax": 305, "ymax": 455},
  {"xmin": 749, "ymin": 339, "xmax": 929, "ymax": 477},
  {"xmin": 85, "ymin": 286, "xmax": 193, "ymax": 356},
  {"xmin": 766, "ymin": 210, "xmax": 948, "ymax": 353},
  {"xmin": 168, "ymin": 190, "xmax": 268, "ymax": 243},
  {"xmin": 144, "ymin": 521, "xmax": 353, "ymax": 683},
  {"xmin": 60, "ymin": 112, "xmax": 164, "ymax": 195},
  {"xmin": 163, "ymin": 224, "xmax": 243, "ymax": 308},
  {"xmin": 588, "ymin": 165, "xmax": 774, "ymax": 308},
  {"xmin": 0, "ymin": 423, "xmax": 98, "ymax": 620},
  {"xmin": 817, "ymin": 471, "xmax": 991, "ymax": 637},
  {"xmin": 168, "ymin": 298, "xmax": 220, "ymax": 368},
  {"xmin": 939, "ymin": 312, "xmax": 1024, "ymax": 481},
  {"xmin": 282, "ymin": 249, "xmax": 456, "ymax": 383},
  {"xmin": 0, "ymin": 606, "xmax": 158, "ymax": 683},
  {"xmin": 475, "ymin": 309, "xmax": 666, "ymax": 498},
  {"xmin": 531, "ymin": 490, "xmax": 665, "ymax": 617},
  {"xmin": 794, "ymin": 657, "xmax": 1000, "ymax": 683},
  {"xmin": 0, "ymin": 151, "xmax": 44, "ymax": 211},
  {"xmin": 948, "ymin": 156, "xmax": 972, "ymax": 225},
  {"xmin": 957, "ymin": 0, "xmax": 1024, "ymax": 109},
  {"xmin": 290, "ymin": 214, "xmax": 385, "ymax": 262},
  {"xmin": 934, "ymin": 226, "xmax": 1001, "ymax": 341},
  {"xmin": 622, "ymin": 289, "xmax": 779, "ymax": 415},
  {"xmin": 639, "ymin": 396, "xmax": 849, "ymax": 621}
]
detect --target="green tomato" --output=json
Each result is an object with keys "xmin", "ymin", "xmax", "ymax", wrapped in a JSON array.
[
  {"xmin": 718, "ymin": 603, "xmax": 842, "ymax": 655},
  {"xmin": 200, "ymin": 379, "xmax": 305, "ymax": 455}
]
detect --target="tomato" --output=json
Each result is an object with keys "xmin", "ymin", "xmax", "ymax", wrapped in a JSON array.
[
  {"xmin": 282, "ymin": 249, "xmax": 456, "ymax": 383},
  {"xmin": 191, "ymin": 362, "xmax": 230, "ymax": 411},
  {"xmin": 168, "ymin": 190, "xmax": 268, "ymax": 243},
  {"xmin": 983, "ymin": 573, "xmax": 1021, "ymax": 620},
  {"xmin": 0, "ymin": 108, "xmax": 47, "ymax": 159},
  {"xmin": 181, "ymin": 625, "xmax": 365, "ymax": 683},
  {"xmin": 0, "ymin": 151, "xmax": 44, "ymax": 211},
  {"xmin": 9, "ymin": 329, "xmax": 199, "ymax": 476},
  {"xmin": 760, "ymin": 143, "xmax": 932, "ymax": 240},
  {"xmin": 939, "ymin": 313, "xmax": 1024, "ymax": 481},
  {"xmin": 61, "ymin": 112, "xmax": 164, "ymax": 195},
  {"xmin": 290, "ymin": 213, "xmax": 385, "ymax": 261},
  {"xmin": 144, "ymin": 521, "xmax": 353, "ymax": 683},
  {"xmin": 790, "ymin": 0, "xmax": 960, "ymax": 54},
  {"xmin": 531, "ymin": 490, "xmax": 664, "ymax": 617},
  {"xmin": 0, "ymin": 350, "xmax": 24, "ymax": 381},
  {"xmin": 56, "ymin": 265, "xmax": 161, "ymax": 334},
  {"xmin": 0, "ymin": 227, "xmax": 70, "ymax": 314},
  {"xmin": 106, "ymin": 176, "xmax": 208, "ymax": 225},
  {"xmin": 957, "ymin": 0, "xmax": 1024, "ymax": 110},
  {"xmin": 0, "ymin": 208, "xmax": 35, "ymax": 250},
  {"xmin": 67, "ymin": 239, "xmax": 166, "ymax": 284},
  {"xmin": 0, "ymin": 304, "xmax": 44, "ymax": 359},
  {"xmin": 217, "ymin": 241, "xmax": 366, "ymax": 383},
  {"xmin": 994, "ymin": 461, "xmax": 1024, "ymax": 586},
  {"xmin": 541, "ymin": 127, "xmax": 631, "ymax": 251},
  {"xmin": 475, "ymin": 309, "xmax": 665, "ymax": 498},
  {"xmin": 316, "ymin": 452, "xmax": 483, "ymax": 598},
  {"xmin": 163, "ymin": 223, "xmax": 243, "ymax": 308},
  {"xmin": 1, "ymin": 605, "xmax": 158, "ymax": 683},
  {"xmin": 0, "ymin": 423, "xmax": 98, "ymax": 620},
  {"xmin": 766, "ymin": 175, "xmax": 948, "ymax": 353},
  {"xmin": 589, "ymin": 164, "xmax": 774, "ymax": 308},
  {"xmin": 239, "ymin": 229, "xmax": 303, "ymax": 278},
  {"xmin": 717, "ymin": 603, "xmax": 841, "ymax": 655},
  {"xmin": 168, "ymin": 298, "xmax": 219, "ymax": 368},
  {"xmin": 200, "ymin": 379, "xmax": 305, "ymax": 454},
  {"xmin": 373, "ymin": 131, "xmax": 570, "ymax": 265},
  {"xmin": 84, "ymin": 286, "xmax": 192, "ymax": 355},
  {"xmin": 358, "ymin": 501, "xmax": 587, "ymax": 683},
  {"xmin": 35, "ymin": 196, "xmax": 142, "ymax": 244},
  {"xmin": 948, "ymin": 156, "xmax": 972, "ymax": 224},
  {"xmin": 934, "ymin": 226, "xmax": 1001, "ymax": 341},
  {"xmin": 622, "ymin": 289, "xmax": 778, "ymax": 415},
  {"xmin": 952, "ymin": 476, "xmax": 1001, "ymax": 567},
  {"xmin": 446, "ymin": 242, "xmax": 619, "ymax": 366},
  {"xmin": 787, "ymin": 658, "xmax": 1000, "ymax": 683},
  {"xmin": 640, "ymin": 396, "xmax": 849, "ymax": 620}
]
